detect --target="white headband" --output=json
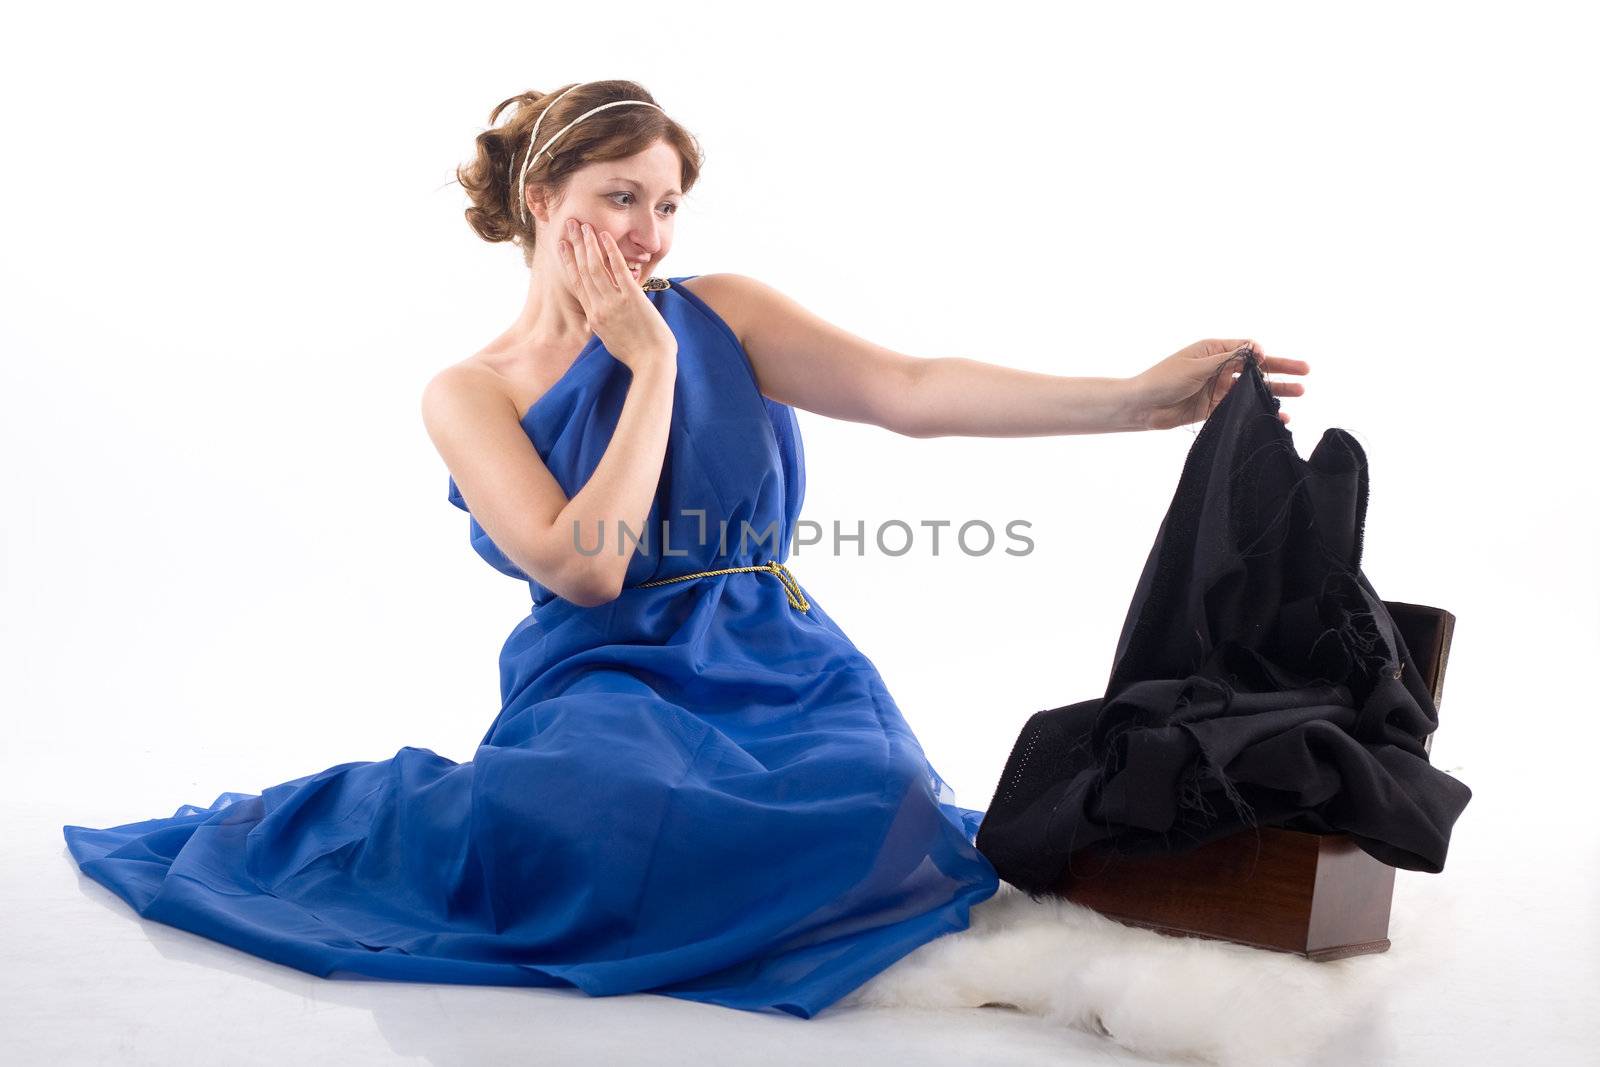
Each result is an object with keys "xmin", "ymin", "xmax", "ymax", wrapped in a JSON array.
[{"xmin": 509, "ymin": 84, "xmax": 665, "ymax": 226}]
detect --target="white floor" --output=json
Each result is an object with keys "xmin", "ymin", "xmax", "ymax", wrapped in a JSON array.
[{"xmin": 8, "ymin": 738, "xmax": 1595, "ymax": 1067}]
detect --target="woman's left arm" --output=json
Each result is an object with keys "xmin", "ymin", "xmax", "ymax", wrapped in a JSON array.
[
  {"xmin": 895, "ymin": 357, "xmax": 1143, "ymax": 437},
  {"xmin": 691, "ymin": 274, "xmax": 1308, "ymax": 438},
  {"xmin": 908, "ymin": 340, "xmax": 1311, "ymax": 436}
]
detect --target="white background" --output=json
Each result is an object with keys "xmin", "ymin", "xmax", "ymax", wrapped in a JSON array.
[{"xmin": 5, "ymin": 1, "xmax": 1596, "ymax": 1063}]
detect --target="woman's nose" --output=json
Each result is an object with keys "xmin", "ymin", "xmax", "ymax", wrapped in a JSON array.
[{"xmin": 631, "ymin": 218, "xmax": 664, "ymax": 252}]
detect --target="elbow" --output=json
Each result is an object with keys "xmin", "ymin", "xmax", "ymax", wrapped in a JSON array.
[
  {"xmin": 561, "ymin": 566, "xmax": 623, "ymax": 608},
  {"xmin": 503, "ymin": 523, "xmax": 625, "ymax": 608},
  {"xmin": 891, "ymin": 418, "xmax": 934, "ymax": 439},
  {"xmin": 529, "ymin": 551, "xmax": 622, "ymax": 608},
  {"xmin": 884, "ymin": 358, "xmax": 936, "ymax": 438},
  {"xmin": 887, "ymin": 403, "xmax": 938, "ymax": 439}
]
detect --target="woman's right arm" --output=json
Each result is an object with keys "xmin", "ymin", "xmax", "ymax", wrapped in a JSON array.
[{"xmin": 421, "ymin": 355, "xmax": 677, "ymax": 608}]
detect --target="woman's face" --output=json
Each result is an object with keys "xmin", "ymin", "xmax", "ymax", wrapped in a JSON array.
[{"xmin": 539, "ymin": 140, "xmax": 682, "ymax": 287}]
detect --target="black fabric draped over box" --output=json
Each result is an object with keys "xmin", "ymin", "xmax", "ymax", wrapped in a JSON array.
[{"xmin": 975, "ymin": 354, "xmax": 1472, "ymax": 897}]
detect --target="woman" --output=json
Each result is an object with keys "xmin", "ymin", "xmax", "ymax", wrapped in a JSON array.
[{"xmin": 63, "ymin": 79, "xmax": 1309, "ymax": 1020}]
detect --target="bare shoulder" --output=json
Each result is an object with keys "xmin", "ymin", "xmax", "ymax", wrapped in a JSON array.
[
  {"xmin": 667, "ymin": 273, "xmax": 921, "ymax": 431},
  {"xmin": 419, "ymin": 356, "xmax": 516, "ymax": 439},
  {"xmin": 673, "ymin": 272, "xmax": 776, "ymax": 350}
]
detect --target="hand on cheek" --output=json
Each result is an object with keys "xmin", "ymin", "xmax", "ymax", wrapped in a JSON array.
[{"xmin": 559, "ymin": 217, "xmax": 586, "ymax": 285}]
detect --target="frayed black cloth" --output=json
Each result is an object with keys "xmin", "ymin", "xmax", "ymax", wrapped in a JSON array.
[{"xmin": 975, "ymin": 353, "xmax": 1472, "ymax": 897}]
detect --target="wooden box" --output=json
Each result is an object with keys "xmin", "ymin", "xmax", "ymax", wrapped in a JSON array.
[{"xmin": 1054, "ymin": 601, "xmax": 1455, "ymax": 961}]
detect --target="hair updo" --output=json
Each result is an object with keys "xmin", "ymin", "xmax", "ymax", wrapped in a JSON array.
[{"xmin": 457, "ymin": 80, "xmax": 705, "ymax": 269}]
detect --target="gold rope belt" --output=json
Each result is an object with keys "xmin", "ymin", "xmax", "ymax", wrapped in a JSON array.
[{"xmin": 636, "ymin": 560, "xmax": 810, "ymax": 613}]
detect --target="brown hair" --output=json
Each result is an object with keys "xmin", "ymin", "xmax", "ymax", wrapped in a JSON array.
[{"xmin": 456, "ymin": 80, "xmax": 704, "ymax": 269}]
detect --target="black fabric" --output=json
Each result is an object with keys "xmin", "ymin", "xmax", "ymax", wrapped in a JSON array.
[{"xmin": 976, "ymin": 354, "xmax": 1472, "ymax": 897}]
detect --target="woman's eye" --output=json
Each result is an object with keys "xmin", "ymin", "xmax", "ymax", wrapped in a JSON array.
[{"xmin": 610, "ymin": 192, "xmax": 678, "ymax": 216}]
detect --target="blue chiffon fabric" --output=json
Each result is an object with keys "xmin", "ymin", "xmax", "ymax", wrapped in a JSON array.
[{"xmin": 62, "ymin": 275, "xmax": 1000, "ymax": 1018}]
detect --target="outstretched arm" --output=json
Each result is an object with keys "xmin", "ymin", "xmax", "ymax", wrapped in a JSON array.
[
  {"xmin": 896, "ymin": 357, "xmax": 1142, "ymax": 438},
  {"xmin": 909, "ymin": 341, "xmax": 1310, "ymax": 435},
  {"xmin": 690, "ymin": 274, "xmax": 1307, "ymax": 438}
]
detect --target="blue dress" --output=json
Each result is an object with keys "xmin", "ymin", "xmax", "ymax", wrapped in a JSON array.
[{"xmin": 61, "ymin": 275, "xmax": 1000, "ymax": 1018}]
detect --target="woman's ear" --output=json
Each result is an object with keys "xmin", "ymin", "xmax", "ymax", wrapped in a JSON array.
[{"xmin": 526, "ymin": 186, "xmax": 551, "ymax": 226}]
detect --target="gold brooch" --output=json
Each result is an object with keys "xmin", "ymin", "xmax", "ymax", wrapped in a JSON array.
[{"xmin": 641, "ymin": 276, "xmax": 671, "ymax": 291}]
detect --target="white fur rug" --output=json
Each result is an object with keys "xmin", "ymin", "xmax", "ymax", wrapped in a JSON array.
[{"xmin": 837, "ymin": 880, "xmax": 1405, "ymax": 1066}]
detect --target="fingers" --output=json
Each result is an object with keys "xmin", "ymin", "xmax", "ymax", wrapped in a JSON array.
[
  {"xmin": 1199, "ymin": 342, "xmax": 1312, "ymax": 389},
  {"xmin": 1211, "ymin": 340, "xmax": 1311, "ymax": 377},
  {"xmin": 556, "ymin": 237, "xmax": 591, "ymax": 315},
  {"xmin": 596, "ymin": 230, "xmax": 633, "ymax": 290},
  {"xmin": 559, "ymin": 218, "xmax": 598, "ymax": 305},
  {"xmin": 557, "ymin": 226, "xmax": 579, "ymax": 282},
  {"xmin": 569, "ymin": 219, "xmax": 596, "ymax": 292},
  {"xmin": 556, "ymin": 218, "xmax": 638, "ymax": 322},
  {"xmin": 580, "ymin": 222, "xmax": 621, "ymax": 289},
  {"xmin": 567, "ymin": 219, "xmax": 619, "ymax": 290},
  {"xmin": 1197, "ymin": 340, "xmax": 1256, "ymax": 369},
  {"xmin": 1260, "ymin": 356, "xmax": 1310, "ymax": 376}
]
